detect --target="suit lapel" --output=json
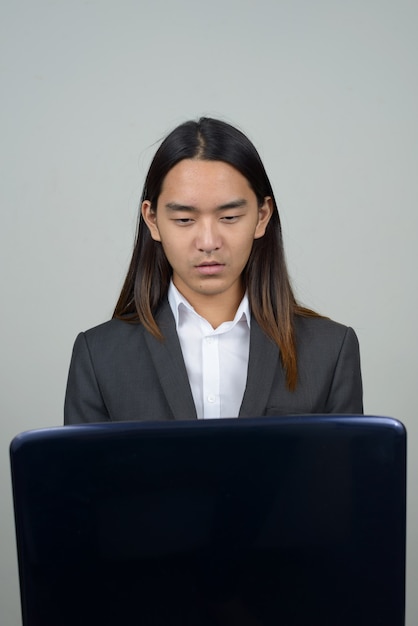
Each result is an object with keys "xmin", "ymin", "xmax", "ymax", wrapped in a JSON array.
[
  {"xmin": 144, "ymin": 300, "xmax": 197, "ymax": 420},
  {"xmin": 239, "ymin": 319, "xmax": 281, "ymax": 417}
]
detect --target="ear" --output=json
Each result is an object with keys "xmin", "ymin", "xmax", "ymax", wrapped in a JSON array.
[
  {"xmin": 141, "ymin": 201, "xmax": 161, "ymax": 242},
  {"xmin": 254, "ymin": 197, "xmax": 273, "ymax": 239}
]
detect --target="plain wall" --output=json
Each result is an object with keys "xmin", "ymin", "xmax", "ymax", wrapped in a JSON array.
[{"xmin": 1, "ymin": 0, "xmax": 417, "ymax": 623}]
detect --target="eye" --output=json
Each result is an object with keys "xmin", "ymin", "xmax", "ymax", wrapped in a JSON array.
[
  {"xmin": 174, "ymin": 218, "xmax": 194, "ymax": 225},
  {"xmin": 220, "ymin": 215, "xmax": 239, "ymax": 223}
]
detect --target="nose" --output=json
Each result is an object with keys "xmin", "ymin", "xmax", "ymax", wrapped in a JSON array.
[{"xmin": 195, "ymin": 220, "xmax": 221, "ymax": 254}]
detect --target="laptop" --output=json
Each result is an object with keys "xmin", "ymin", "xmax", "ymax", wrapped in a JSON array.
[{"xmin": 10, "ymin": 415, "xmax": 406, "ymax": 626}]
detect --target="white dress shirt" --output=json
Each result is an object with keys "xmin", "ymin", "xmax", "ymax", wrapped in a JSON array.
[{"xmin": 168, "ymin": 282, "xmax": 251, "ymax": 419}]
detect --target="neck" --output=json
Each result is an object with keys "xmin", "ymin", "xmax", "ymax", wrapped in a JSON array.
[
  {"xmin": 193, "ymin": 297, "xmax": 242, "ymax": 329},
  {"xmin": 173, "ymin": 284, "xmax": 244, "ymax": 329}
]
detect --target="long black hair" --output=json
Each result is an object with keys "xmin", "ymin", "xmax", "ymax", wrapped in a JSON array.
[{"xmin": 114, "ymin": 117, "xmax": 319, "ymax": 390}]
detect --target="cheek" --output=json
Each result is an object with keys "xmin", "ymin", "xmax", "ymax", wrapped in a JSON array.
[
  {"xmin": 159, "ymin": 239, "xmax": 185, "ymax": 266},
  {"xmin": 229, "ymin": 239, "xmax": 256, "ymax": 268},
  {"xmin": 233, "ymin": 230, "xmax": 257, "ymax": 252}
]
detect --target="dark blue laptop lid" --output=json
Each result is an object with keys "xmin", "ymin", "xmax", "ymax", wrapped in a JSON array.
[{"xmin": 10, "ymin": 415, "xmax": 406, "ymax": 626}]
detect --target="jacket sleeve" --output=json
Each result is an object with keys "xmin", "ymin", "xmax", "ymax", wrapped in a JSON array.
[
  {"xmin": 64, "ymin": 333, "xmax": 111, "ymax": 424},
  {"xmin": 325, "ymin": 326, "xmax": 363, "ymax": 414}
]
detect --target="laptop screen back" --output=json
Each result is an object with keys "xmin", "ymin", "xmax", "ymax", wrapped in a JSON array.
[{"xmin": 10, "ymin": 416, "xmax": 406, "ymax": 626}]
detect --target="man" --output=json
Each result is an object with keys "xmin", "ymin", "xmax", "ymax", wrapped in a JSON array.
[{"xmin": 64, "ymin": 117, "xmax": 362, "ymax": 424}]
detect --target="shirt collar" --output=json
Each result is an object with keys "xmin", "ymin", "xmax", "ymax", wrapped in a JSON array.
[{"xmin": 168, "ymin": 281, "xmax": 251, "ymax": 331}]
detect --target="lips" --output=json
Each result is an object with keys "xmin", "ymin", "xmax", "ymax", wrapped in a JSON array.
[
  {"xmin": 195, "ymin": 261, "xmax": 225, "ymax": 275},
  {"xmin": 197, "ymin": 261, "xmax": 221, "ymax": 266}
]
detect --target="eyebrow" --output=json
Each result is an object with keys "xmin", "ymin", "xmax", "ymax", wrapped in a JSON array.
[{"xmin": 165, "ymin": 199, "xmax": 248, "ymax": 212}]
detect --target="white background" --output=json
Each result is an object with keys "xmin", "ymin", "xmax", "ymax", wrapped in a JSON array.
[{"xmin": 1, "ymin": 0, "xmax": 417, "ymax": 623}]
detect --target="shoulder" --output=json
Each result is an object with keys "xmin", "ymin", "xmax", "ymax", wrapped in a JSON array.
[
  {"xmin": 295, "ymin": 314, "xmax": 351, "ymax": 338},
  {"xmin": 69, "ymin": 319, "xmax": 147, "ymax": 364},
  {"xmin": 82, "ymin": 318, "xmax": 143, "ymax": 343},
  {"xmin": 77, "ymin": 300, "xmax": 175, "ymax": 354},
  {"xmin": 294, "ymin": 314, "xmax": 360, "ymax": 357}
]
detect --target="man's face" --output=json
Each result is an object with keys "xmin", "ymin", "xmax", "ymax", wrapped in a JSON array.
[{"xmin": 142, "ymin": 159, "xmax": 272, "ymax": 312}]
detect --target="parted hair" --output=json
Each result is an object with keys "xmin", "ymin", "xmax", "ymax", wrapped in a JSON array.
[{"xmin": 114, "ymin": 117, "xmax": 319, "ymax": 390}]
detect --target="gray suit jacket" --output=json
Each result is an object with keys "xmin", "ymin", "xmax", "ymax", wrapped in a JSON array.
[{"xmin": 64, "ymin": 300, "xmax": 363, "ymax": 424}]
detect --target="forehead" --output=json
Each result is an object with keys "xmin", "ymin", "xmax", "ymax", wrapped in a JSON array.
[{"xmin": 158, "ymin": 159, "xmax": 255, "ymax": 205}]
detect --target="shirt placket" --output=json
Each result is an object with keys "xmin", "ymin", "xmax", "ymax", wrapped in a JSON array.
[{"xmin": 202, "ymin": 333, "xmax": 220, "ymax": 418}]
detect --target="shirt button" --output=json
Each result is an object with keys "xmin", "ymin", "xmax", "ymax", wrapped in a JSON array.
[
  {"xmin": 207, "ymin": 395, "xmax": 216, "ymax": 403},
  {"xmin": 205, "ymin": 337, "xmax": 213, "ymax": 344}
]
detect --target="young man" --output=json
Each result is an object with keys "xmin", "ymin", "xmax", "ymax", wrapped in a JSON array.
[{"xmin": 64, "ymin": 118, "xmax": 362, "ymax": 424}]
